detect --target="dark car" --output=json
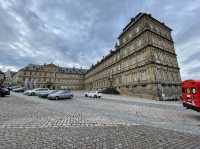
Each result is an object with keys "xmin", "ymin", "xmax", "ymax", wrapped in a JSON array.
[
  {"xmin": 38, "ymin": 90, "xmax": 58, "ymax": 98},
  {"xmin": 0, "ymin": 86, "xmax": 10, "ymax": 97},
  {"xmin": 48, "ymin": 90, "xmax": 73, "ymax": 100}
]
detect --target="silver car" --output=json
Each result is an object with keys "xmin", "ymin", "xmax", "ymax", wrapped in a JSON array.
[
  {"xmin": 38, "ymin": 90, "xmax": 58, "ymax": 98},
  {"xmin": 24, "ymin": 88, "xmax": 49, "ymax": 96},
  {"xmin": 48, "ymin": 90, "xmax": 73, "ymax": 100}
]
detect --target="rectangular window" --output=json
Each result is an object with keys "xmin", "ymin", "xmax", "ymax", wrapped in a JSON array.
[
  {"xmin": 186, "ymin": 88, "xmax": 191, "ymax": 94},
  {"xmin": 192, "ymin": 88, "xmax": 197, "ymax": 94}
]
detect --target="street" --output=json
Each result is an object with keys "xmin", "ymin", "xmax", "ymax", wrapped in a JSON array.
[{"xmin": 0, "ymin": 92, "xmax": 200, "ymax": 148}]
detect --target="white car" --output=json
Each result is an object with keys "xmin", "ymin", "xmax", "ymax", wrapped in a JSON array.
[
  {"xmin": 84, "ymin": 91, "xmax": 101, "ymax": 98},
  {"xmin": 24, "ymin": 88, "xmax": 49, "ymax": 96}
]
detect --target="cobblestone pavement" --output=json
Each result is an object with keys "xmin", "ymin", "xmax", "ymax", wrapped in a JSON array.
[{"xmin": 0, "ymin": 92, "xmax": 200, "ymax": 148}]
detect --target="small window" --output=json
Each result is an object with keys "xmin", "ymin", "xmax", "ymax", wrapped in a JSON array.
[
  {"xmin": 186, "ymin": 88, "xmax": 190, "ymax": 94},
  {"xmin": 192, "ymin": 88, "xmax": 196, "ymax": 94},
  {"xmin": 136, "ymin": 27, "xmax": 139, "ymax": 33}
]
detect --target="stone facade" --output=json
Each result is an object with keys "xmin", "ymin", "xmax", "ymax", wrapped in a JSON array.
[
  {"xmin": 14, "ymin": 64, "xmax": 87, "ymax": 90},
  {"xmin": 85, "ymin": 13, "xmax": 181, "ymax": 100}
]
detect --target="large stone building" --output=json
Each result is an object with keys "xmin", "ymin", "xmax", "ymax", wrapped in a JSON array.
[
  {"xmin": 14, "ymin": 64, "xmax": 87, "ymax": 90},
  {"xmin": 13, "ymin": 13, "xmax": 181, "ymax": 100},
  {"xmin": 85, "ymin": 13, "xmax": 181, "ymax": 100}
]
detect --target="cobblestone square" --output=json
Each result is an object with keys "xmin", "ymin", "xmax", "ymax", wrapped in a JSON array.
[{"xmin": 0, "ymin": 92, "xmax": 200, "ymax": 148}]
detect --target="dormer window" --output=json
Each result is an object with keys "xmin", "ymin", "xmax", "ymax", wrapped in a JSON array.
[
  {"xmin": 129, "ymin": 33, "xmax": 132, "ymax": 39},
  {"xmin": 156, "ymin": 27, "xmax": 160, "ymax": 34},
  {"xmin": 122, "ymin": 38, "xmax": 126, "ymax": 43},
  {"xmin": 136, "ymin": 27, "xmax": 139, "ymax": 33},
  {"xmin": 117, "ymin": 39, "xmax": 120, "ymax": 46}
]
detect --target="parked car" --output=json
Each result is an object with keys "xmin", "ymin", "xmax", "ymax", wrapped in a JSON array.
[
  {"xmin": 48, "ymin": 90, "xmax": 73, "ymax": 100},
  {"xmin": 99, "ymin": 88, "xmax": 120, "ymax": 95},
  {"xmin": 84, "ymin": 91, "xmax": 101, "ymax": 98},
  {"xmin": 10, "ymin": 86, "xmax": 21, "ymax": 91},
  {"xmin": 0, "ymin": 86, "xmax": 10, "ymax": 97},
  {"xmin": 24, "ymin": 88, "xmax": 49, "ymax": 96},
  {"xmin": 38, "ymin": 90, "xmax": 58, "ymax": 98},
  {"xmin": 13, "ymin": 87, "xmax": 25, "ymax": 93}
]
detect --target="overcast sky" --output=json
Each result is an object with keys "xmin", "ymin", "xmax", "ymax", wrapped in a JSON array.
[{"xmin": 0, "ymin": 0, "xmax": 200, "ymax": 80}]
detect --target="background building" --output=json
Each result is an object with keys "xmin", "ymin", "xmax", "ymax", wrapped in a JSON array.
[
  {"xmin": 0, "ymin": 70, "xmax": 5, "ymax": 85},
  {"xmin": 3, "ymin": 70, "xmax": 17, "ymax": 86},
  {"xmin": 14, "ymin": 64, "xmax": 87, "ymax": 90},
  {"xmin": 85, "ymin": 13, "xmax": 181, "ymax": 100}
]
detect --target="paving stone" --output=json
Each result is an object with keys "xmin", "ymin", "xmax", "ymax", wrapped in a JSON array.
[{"xmin": 0, "ymin": 92, "xmax": 200, "ymax": 148}]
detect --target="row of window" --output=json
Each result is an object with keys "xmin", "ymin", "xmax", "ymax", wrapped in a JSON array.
[
  {"xmin": 120, "ymin": 21, "xmax": 171, "ymax": 47},
  {"xmin": 34, "ymin": 85, "xmax": 82, "ymax": 90},
  {"xmin": 87, "ymin": 35, "xmax": 147, "ymax": 77},
  {"xmin": 89, "ymin": 51, "xmax": 148, "ymax": 81},
  {"xmin": 23, "ymin": 71, "xmax": 82, "ymax": 78},
  {"xmin": 88, "ymin": 67, "xmax": 180, "ymax": 87},
  {"xmin": 151, "ymin": 34, "xmax": 174, "ymax": 51},
  {"xmin": 23, "ymin": 78, "xmax": 83, "ymax": 84},
  {"xmin": 91, "ymin": 70, "xmax": 150, "ymax": 88},
  {"xmin": 148, "ymin": 23, "xmax": 171, "ymax": 40},
  {"xmin": 120, "ymin": 26, "xmax": 141, "ymax": 45},
  {"xmin": 156, "ymin": 69, "xmax": 180, "ymax": 82},
  {"xmin": 153, "ymin": 50, "xmax": 178, "ymax": 67}
]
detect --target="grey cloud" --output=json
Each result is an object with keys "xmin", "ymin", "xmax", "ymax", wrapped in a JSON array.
[
  {"xmin": 0, "ymin": 5, "xmax": 19, "ymax": 43},
  {"xmin": 0, "ymin": 0, "xmax": 200, "ymax": 79},
  {"xmin": 183, "ymin": 51, "xmax": 200, "ymax": 65},
  {"xmin": 188, "ymin": 66, "xmax": 200, "ymax": 74}
]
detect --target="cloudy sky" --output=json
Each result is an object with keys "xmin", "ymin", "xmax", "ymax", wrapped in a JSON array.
[{"xmin": 0, "ymin": 0, "xmax": 200, "ymax": 80}]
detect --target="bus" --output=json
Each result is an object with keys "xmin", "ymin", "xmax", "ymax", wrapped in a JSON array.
[{"xmin": 180, "ymin": 80, "xmax": 200, "ymax": 112}]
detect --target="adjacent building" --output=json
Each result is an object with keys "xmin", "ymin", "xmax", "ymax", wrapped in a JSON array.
[
  {"xmin": 15, "ymin": 64, "xmax": 87, "ymax": 90},
  {"xmin": 3, "ymin": 70, "xmax": 17, "ymax": 86},
  {"xmin": 85, "ymin": 13, "xmax": 181, "ymax": 100},
  {"xmin": 12, "ymin": 12, "xmax": 181, "ymax": 100},
  {"xmin": 0, "ymin": 70, "xmax": 5, "ymax": 85}
]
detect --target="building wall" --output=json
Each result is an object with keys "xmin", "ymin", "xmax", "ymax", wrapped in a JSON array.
[
  {"xmin": 85, "ymin": 13, "xmax": 181, "ymax": 100},
  {"xmin": 15, "ymin": 64, "xmax": 85, "ymax": 90}
]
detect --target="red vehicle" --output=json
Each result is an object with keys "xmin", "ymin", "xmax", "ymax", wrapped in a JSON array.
[{"xmin": 180, "ymin": 80, "xmax": 200, "ymax": 112}]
